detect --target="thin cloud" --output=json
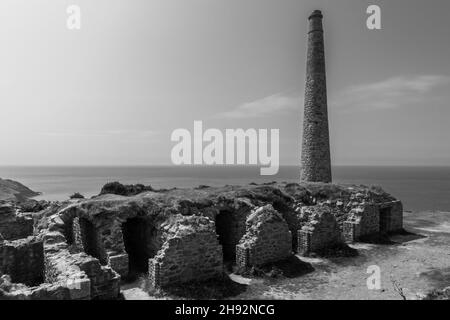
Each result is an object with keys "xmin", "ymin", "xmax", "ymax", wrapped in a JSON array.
[
  {"xmin": 216, "ymin": 93, "xmax": 300, "ymax": 119},
  {"xmin": 333, "ymin": 75, "xmax": 450, "ymax": 111}
]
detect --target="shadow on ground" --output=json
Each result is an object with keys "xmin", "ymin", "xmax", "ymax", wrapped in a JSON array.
[
  {"xmin": 389, "ymin": 229, "xmax": 427, "ymax": 244},
  {"xmin": 236, "ymin": 255, "xmax": 315, "ymax": 279},
  {"xmin": 161, "ymin": 276, "xmax": 248, "ymax": 299},
  {"xmin": 359, "ymin": 229, "xmax": 426, "ymax": 245}
]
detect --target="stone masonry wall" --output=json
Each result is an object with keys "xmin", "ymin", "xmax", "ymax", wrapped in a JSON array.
[
  {"xmin": 236, "ymin": 205, "xmax": 292, "ymax": 269},
  {"xmin": 148, "ymin": 215, "xmax": 223, "ymax": 288},
  {"xmin": 0, "ymin": 204, "xmax": 33, "ymax": 241},
  {"xmin": 72, "ymin": 217, "xmax": 108, "ymax": 265},
  {"xmin": 379, "ymin": 201, "xmax": 403, "ymax": 233},
  {"xmin": 343, "ymin": 203, "xmax": 379, "ymax": 242},
  {"xmin": 297, "ymin": 205, "xmax": 343, "ymax": 255},
  {"xmin": 43, "ymin": 227, "xmax": 120, "ymax": 300},
  {"xmin": 0, "ymin": 236, "xmax": 44, "ymax": 286}
]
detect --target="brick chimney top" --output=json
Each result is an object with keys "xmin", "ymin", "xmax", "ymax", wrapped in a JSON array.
[{"xmin": 309, "ymin": 10, "xmax": 323, "ymax": 20}]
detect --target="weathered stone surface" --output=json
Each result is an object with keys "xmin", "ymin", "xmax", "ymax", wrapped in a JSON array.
[
  {"xmin": 0, "ymin": 273, "xmax": 91, "ymax": 300},
  {"xmin": 297, "ymin": 205, "xmax": 344, "ymax": 255},
  {"xmin": 43, "ymin": 232, "xmax": 120, "ymax": 300},
  {"xmin": 0, "ymin": 204, "xmax": 33, "ymax": 241},
  {"xmin": 236, "ymin": 205, "xmax": 292, "ymax": 269},
  {"xmin": 379, "ymin": 200, "xmax": 403, "ymax": 233},
  {"xmin": 0, "ymin": 236, "xmax": 44, "ymax": 286},
  {"xmin": 148, "ymin": 215, "xmax": 223, "ymax": 288},
  {"xmin": 343, "ymin": 203, "xmax": 379, "ymax": 242}
]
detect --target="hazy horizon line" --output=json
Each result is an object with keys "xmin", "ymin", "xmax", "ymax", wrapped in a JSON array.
[{"xmin": 1, "ymin": 164, "xmax": 450, "ymax": 168}]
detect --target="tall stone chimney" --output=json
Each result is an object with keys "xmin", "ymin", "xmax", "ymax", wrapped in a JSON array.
[{"xmin": 301, "ymin": 10, "xmax": 332, "ymax": 183}]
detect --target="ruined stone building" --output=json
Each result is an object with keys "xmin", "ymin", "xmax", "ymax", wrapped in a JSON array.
[
  {"xmin": 1, "ymin": 180, "xmax": 404, "ymax": 299},
  {"xmin": 0, "ymin": 10, "xmax": 405, "ymax": 300},
  {"xmin": 301, "ymin": 10, "xmax": 332, "ymax": 183}
]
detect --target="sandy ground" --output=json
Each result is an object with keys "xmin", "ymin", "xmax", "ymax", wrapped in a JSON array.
[{"xmin": 121, "ymin": 210, "xmax": 450, "ymax": 300}]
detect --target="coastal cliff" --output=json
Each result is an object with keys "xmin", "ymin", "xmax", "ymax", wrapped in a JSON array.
[{"xmin": 0, "ymin": 178, "xmax": 39, "ymax": 202}]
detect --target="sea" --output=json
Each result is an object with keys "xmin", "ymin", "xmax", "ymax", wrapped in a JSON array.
[{"xmin": 0, "ymin": 166, "xmax": 449, "ymax": 212}]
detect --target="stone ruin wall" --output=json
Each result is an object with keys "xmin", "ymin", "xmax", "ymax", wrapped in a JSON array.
[
  {"xmin": 0, "ymin": 231, "xmax": 92, "ymax": 300},
  {"xmin": 148, "ymin": 216, "xmax": 223, "ymax": 288},
  {"xmin": 55, "ymin": 186, "xmax": 403, "ymax": 291},
  {"xmin": 236, "ymin": 205, "xmax": 292, "ymax": 269},
  {"xmin": 0, "ymin": 205, "xmax": 121, "ymax": 300},
  {"xmin": 343, "ymin": 203, "xmax": 379, "ymax": 242},
  {"xmin": 380, "ymin": 200, "xmax": 403, "ymax": 232},
  {"xmin": 43, "ymin": 226, "xmax": 120, "ymax": 300},
  {"xmin": 297, "ymin": 205, "xmax": 344, "ymax": 255},
  {"xmin": 337, "ymin": 200, "xmax": 403, "ymax": 242},
  {"xmin": 0, "ymin": 204, "xmax": 33, "ymax": 241},
  {"xmin": 0, "ymin": 237, "xmax": 44, "ymax": 286},
  {"xmin": 1, "ymin": 183, "xmax": 405, "ymax": 298}
]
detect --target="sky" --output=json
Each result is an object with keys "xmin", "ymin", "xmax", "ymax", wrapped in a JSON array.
[{"xmin": 0, "ymin": 0, "xmax": 449, "ymax": 166}]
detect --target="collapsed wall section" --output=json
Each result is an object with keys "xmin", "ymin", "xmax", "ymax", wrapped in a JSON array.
[
  {"xmin": 0, "ymin": 236, "xmax": 44, "ymax": 286},
  {"xmin": 72, "ymin": 217, "xmax": 107, "ymax": 265},
  {"xmin": 0, "ymin": 204, "xmax": 33, "ymax": 240},
  {"xmin": 343, "ymin": 203, "xmax": 379, "ymax": 242},
  {"xmin": 236, "ymin": 205, "xmax": 292, "ymax": 269},
  {"xmin": 0, "ymin": 231, "xmax": 91, "ymax": 300},
  {"xmin": 148, "ymin": 215, "xmax": 223, "ymax": 288},
  {"xmin": 297, "ymin": 205, "xmax": 344, "ymax": 255},
  {"xmin": 342, "ymin": 200, "xmax": 403, "ymax": 242},
  {"xmin": 379, "ymin": 200, "xmax": 403, "ymax": 233},
  {"xmin": 44, "ymin": 228, "xmax": 120, "ymax": 300}
]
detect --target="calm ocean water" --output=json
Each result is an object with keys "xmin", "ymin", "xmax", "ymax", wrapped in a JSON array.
[{"xmin": 0, "ymin": 166, "xmax": 449, "ymax": 212}]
